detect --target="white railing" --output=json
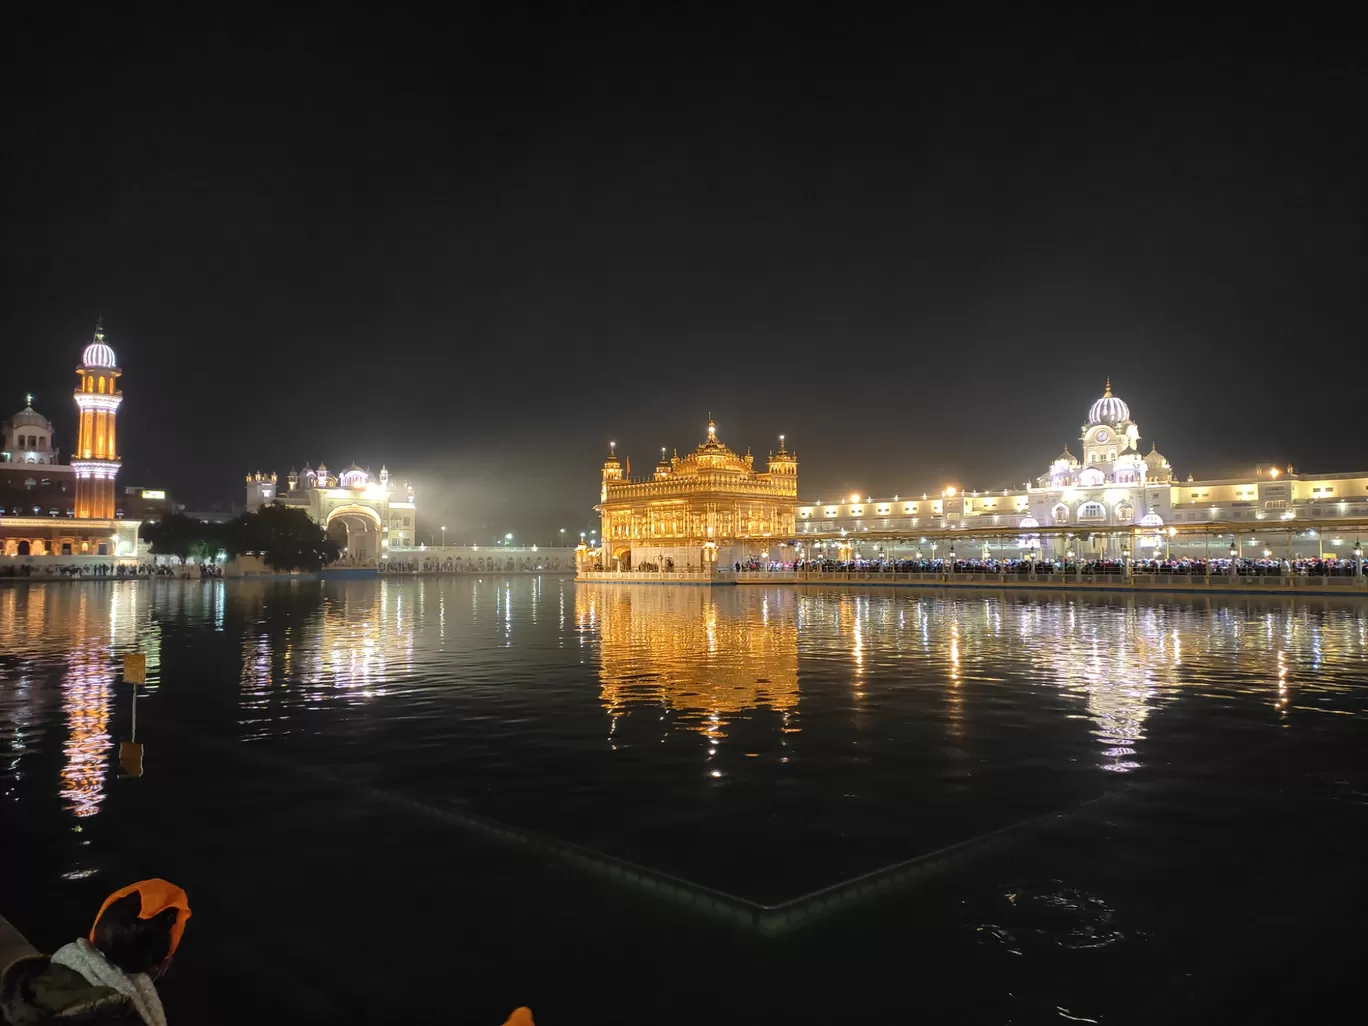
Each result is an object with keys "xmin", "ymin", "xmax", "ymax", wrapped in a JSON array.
[{"xmin": 577, "ymin": 570, "xmax": 722, "ymax": 582}]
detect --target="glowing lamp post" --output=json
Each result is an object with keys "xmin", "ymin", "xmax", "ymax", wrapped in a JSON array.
[{"xmin": 440, "ymin": 525, "xmax": 446, "ymax": 549}]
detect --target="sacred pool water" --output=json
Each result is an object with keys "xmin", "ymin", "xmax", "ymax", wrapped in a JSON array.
[{"xmin": 2, "ymin": 578, "xmax": 1364, "ymax": 1023}]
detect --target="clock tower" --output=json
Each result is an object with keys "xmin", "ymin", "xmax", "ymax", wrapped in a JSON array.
[
  {"xmin": 1080, "ymin": 379, "xmax": 1139, "ymax": 469},
  {"xmin": 73, "ymin": 319, "xmax": 123, "ymax": 520}
]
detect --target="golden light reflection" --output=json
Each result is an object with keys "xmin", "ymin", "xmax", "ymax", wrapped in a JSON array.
[
  {"xmin": 60, "ymin": 594, "xmax": 114, "ymax": 818},
  {"xmin": 578, "ymin": 586, "xmax": 799, "ymax": 742}
]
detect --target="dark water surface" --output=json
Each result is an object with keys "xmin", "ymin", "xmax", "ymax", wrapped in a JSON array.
[{"xmin": 2, "ymin": 578, "xmax": 1365, "ymax": 1024}]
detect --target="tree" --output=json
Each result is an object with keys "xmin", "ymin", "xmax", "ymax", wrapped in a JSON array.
[
  {"xmin": 221, "ymin": 503, "xmax": 340, "ymax": 572},
  {"xmin": 140, "ymin": 513, "xmax": 222, "ymax": 563}
]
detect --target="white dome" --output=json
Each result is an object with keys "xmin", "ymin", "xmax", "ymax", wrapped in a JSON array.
[
  {"xmin": 1018, "ymin": 515, "xmax": 1040, "ymax": 529},
  {"xmin": 11, "ymin": 403, "xmax": 50, "ymax": 428},
  {"xmin": 340, "ymin": 465, "xmax": 368, "ymax": 488},
  {"xmin": 82, "ymin": 341, "xmax": 118, "ymax": 368},
  {"xmin": 1139, "ymin": 511, "xmax": 1164, "ymax": 527},
  {"xmin": 1087, "ymin": 379, "xmax": 1130, "ymax": 426}
]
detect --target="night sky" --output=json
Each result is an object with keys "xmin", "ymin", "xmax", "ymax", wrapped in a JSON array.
[{"xmin": 3, "ymin": 11, "xmax": 1363, "ymax": 541}]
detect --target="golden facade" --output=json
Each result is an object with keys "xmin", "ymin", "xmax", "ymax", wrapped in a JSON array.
[
  {"xmin": 593, "ymin": 419, "xmax": 798, "ymax": 570},
  {"xmin": 1, "ymin": 321, "xmax": 138, "ymax": 559}
]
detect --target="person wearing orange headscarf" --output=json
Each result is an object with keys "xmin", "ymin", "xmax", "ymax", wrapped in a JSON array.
[{"xmin": 1, "ymin": 879, "xmax": 190, "ymax": 1026}]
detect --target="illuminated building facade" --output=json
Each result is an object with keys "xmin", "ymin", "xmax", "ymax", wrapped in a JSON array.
[
  {"xmin": 0, "ymin": 322, "xmax": 139, "ymax": 560},
  {"xmin": 245, "ymin": 463, "xmax": 417, "ymax": 564},
  {"xmin": 72, "ymin": 319, "xmax": 123, "ymax": 519},
  {"xmin": 591, "ymin": 418, "xmax": 798, "ymax": 571},
  {"xmin": 798, "ymin": 380, "xmax": 1368, "ymax": 560}
]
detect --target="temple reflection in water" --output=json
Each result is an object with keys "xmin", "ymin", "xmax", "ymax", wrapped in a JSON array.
[
  {"xmin": 232, "ymin": 579, "xmax": 417, "ymax": 741},
  {"xmin": 576, "ymin": 586, "xmax": 1366, "ymax": 771},
  {"xmin": 0, "ymin": 583, "xmax": 163, "ymax": 820},
  {"xmin": 578, "ymin": 585, "xmax": 799, "ymax": 741}
]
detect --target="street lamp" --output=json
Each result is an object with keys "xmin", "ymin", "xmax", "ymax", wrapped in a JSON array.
[
  {"xmin": 559, "ymin": 528, "xmax": 566, "ymax": 545},
  {"xmin": 440, "ymin": 525, "xmax": 446, "ymax": 548},
  {"xmin": 505, "ymin": 532, "xmax": 513, "ymax": 545}
]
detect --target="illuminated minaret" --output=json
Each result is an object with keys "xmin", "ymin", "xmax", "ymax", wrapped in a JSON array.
[{"xmin": 73, "ymin": 319, "xmax": 122, "ymax": 519}]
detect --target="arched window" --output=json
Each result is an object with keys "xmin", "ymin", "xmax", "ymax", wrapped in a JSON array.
[
  {"xmin": 1264, "ymin": 499, "xmax": 1288, "ymax": 510},
  {"xmin": 1115, "ymin": 501, "xmax": 1135, "ymax": 522},
  {"xmin": 1051, "ymin": 503, "xmax": 1070, "ymax": 525},
  {"xmin": 1078, "ymin": 501, "xmax": 1107, "ymax": 521}
]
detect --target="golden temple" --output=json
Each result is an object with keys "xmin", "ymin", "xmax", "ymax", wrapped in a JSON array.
[{"xmin": 587, "ymin": 418, "xmax": 798, "ymax": 572}]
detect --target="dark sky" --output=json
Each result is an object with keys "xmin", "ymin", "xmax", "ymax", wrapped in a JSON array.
[{"xmin": 3, "ymin": 9, "xmax": 1363, "ymax": 542}]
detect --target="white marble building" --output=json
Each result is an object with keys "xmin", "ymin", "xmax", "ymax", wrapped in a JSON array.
[{"xmin": 796, "ymin": 381, "xmax": 1368, "ymax": 561}]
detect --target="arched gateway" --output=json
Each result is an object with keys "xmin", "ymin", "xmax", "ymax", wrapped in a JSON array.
[{"xmin": 243, "ymin": 463, "xmax": 417, "ymax": 566}]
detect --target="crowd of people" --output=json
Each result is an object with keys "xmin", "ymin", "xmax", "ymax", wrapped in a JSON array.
[
  {"xmin": 0, "ymin": 562, "xmax": 224, "ymax": 579},
  {"xmin": 738, "ymin": 556, "xmax": 1365, "ymax": 578}
]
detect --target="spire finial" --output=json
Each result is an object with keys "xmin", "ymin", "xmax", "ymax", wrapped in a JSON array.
[
  {"xmin": 706, "ymin": 414, "xmax": 716, "ymax": 441},
  {"xmin": 94, "ymin": 316, "xmax": 103, "ymax": 340},
  {"xmin": 1103, "ymin": 377, "xmax": 1112, "ymax": 397},
  {"xmin": 25, "ymin": 393, "xmax": 33, "ymax": 408}
]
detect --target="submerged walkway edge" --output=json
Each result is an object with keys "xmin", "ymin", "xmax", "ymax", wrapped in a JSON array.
[{"xmin": 175, "ymin": 724, "xmax": 1120, "ymax": 936}]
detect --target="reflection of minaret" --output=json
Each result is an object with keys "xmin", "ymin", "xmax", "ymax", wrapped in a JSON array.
[
  {"xmin": 61, "ymin": 590, "xmax": 114, "ymax": 818},
  {"xmin": 73, "ymin": 318, "xmax": 123, "ymax": 520}
]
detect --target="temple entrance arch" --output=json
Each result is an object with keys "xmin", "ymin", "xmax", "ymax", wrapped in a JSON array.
[{"xmin": 325, "ymin": 503, "xmax": 384, "ymax": 563}]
